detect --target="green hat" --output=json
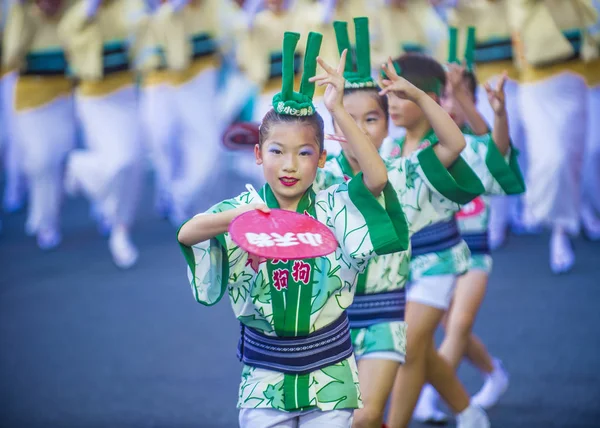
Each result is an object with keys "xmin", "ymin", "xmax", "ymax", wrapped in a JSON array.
[
  {"xmin": 333, "ymin": 17, "xmax": 376, "ymax": 89},
  {"xmin": 447, "ymin": 26, "xmax": 476, "ymax": 72},
  {"xmin": 272, "ymin": 31, "xmax": 323, "ymax": 117}
]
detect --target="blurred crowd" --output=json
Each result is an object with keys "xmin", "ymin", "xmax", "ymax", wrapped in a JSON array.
[{"xmin": 0, "ymin": 0, "xmax": 599, "ymax": 272}]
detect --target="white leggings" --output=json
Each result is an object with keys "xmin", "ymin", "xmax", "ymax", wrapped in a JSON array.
[{"xmin": 239, "ymin": 408, "xmax": 353, "ymax": 428}]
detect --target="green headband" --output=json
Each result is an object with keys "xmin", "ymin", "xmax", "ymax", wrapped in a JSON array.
[
  {"xmin": 381, "ymin": 59, "xmax": 443, "ymax": 96},
  {"xmin": 333, "ymin": 17, "xmax": 376, "ymax": 89},
  {"xmin": 447, "ymin": 26, "xmax": 476, "ymax": 72},
  {"xmin": 272, "ymin": 31, "xmax": 323, "ymax": 117}
]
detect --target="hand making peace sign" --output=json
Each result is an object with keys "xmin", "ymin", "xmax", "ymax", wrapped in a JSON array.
[{"xmin": 309, "ymin": 49, "xmax": 348, "ymax": 114}]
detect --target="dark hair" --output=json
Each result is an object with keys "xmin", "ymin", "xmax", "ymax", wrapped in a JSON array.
[
  {"xmin": 331, "ymin": 87, "xmax": 389, "ymax": 128},
  {"xmin": 462, "ymin": 70, "xmax": 478, "ymax": 102},
  {"xmin": 259, "ymin": 109, "xmax": 325, "ymax": 152},
  {"xmin": 392, "ymin": 53, "xmax": 446, "ymax": 97}
]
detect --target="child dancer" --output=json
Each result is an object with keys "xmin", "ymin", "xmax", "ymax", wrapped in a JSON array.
[
  {"xmin": 178, "ymin": 31, "xmax": 409, "ymax": 427},
  {"xmin": 415, "ymin": 57, "xmax": 513, "ymax": 421},
  {"xmin": 383, "ymin": 52, "xmax": 524, "ymax": 428},
  {"xmin": 314, "ymin": 18, "xmax": 491, "ymax": 428},
  {"xmin": 445, "ymin": 0, "xmax": 532, "ymax": 248}
]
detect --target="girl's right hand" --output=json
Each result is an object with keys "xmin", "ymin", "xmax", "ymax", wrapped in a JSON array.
[
  {"xmin": 378, "ymin": 57, "xmax": 423, "ymax": 102},
  {"xmin": 238, "ymin": 203, "xmax": 271, "ymax": 216}
]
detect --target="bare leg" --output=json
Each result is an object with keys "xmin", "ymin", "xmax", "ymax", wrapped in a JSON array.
[
  {"xmin": 386, "ymin": 302, "xmax": 446, "ymax": 428},
  {"xmin": 464, "ymin": 334, "xmax": 494, "ymax": 374},
  {"xmin": 353, "ymin": 358, "xmax": 400, "ymax": 428},
  {"xmin": 438, "ymin": 270, "xmax": 488, "ymax": 369}
]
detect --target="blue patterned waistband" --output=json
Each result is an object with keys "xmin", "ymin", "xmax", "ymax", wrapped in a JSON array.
[
  {"xmin": 462, "ymin": 232, "xmax": 490, "ymax": 255},
  {"xmin": 347, "ymin": 289, "xmax": 406, "ymax": 329},
  {"xmin": 411, "ymin": 218, "xmax": 462, "ymax": 257},
  {"xmin": 237, "ymin": 312, "xmax": 353, "ymax": 375}
]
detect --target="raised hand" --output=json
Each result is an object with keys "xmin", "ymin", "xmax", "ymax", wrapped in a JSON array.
[
  {"xmin": 446, "ymin": 62, "xmax": 467, "ymax": 93},
  {"xmin": 378, "ymin": 57, "xmax": 422, "ymax": 102},
  {"xmin": 309, "ymin": 49, "xmax": 348, "ymax": 114},
  {"xmin": 484, "ymin": 73, "xmax": 507, "ymax": 116}
]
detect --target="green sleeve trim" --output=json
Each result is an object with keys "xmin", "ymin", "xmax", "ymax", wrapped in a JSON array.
[
  {"xmin": 485, "ymin": 140, "xmax": 526, "ymax": 195},
  {"xmin": 347, "ymin": 172, "xmax": 409, "ymax": 256},
  {"xmin": 177, "ymin": 220, "xmax": 229, "ymax": 307},
  {"xmin": 417, "ymin": 145, "xmax": 485, "ymax": 205}
]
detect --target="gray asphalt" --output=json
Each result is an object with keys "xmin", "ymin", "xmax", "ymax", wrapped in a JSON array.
[{"xmin": 1, "ymin": 169, "xmax": 599, "ymax": 428}]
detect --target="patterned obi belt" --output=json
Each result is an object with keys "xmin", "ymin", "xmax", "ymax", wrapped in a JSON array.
[
  {"xmin": 475, "ymin": 37, "xmax": 513, "ymax": 64},
  {"xmin": 347, "ymin": 289, "xmax": 406, "ymax": 329},
  {"xmin": 102, "ymin": 42, "xmax": 130, "ymax": 75},
  {"xmin": 237, "ymin": 312, "xmax": 353, "ymax": 375},
  {"xmin": 462, "ymin": 232, "xmax": 490, "ymax": 255},
  {"xmin": 22, "ymin": 50, "xmax": 68, "ymax": 76},
  {"xmin": 191, "ymin": 33, "xmax": 217, "ymax": 59},
  {"xmin": 411, "ymin": 217, "xmax": 462, "ymax": 258}
]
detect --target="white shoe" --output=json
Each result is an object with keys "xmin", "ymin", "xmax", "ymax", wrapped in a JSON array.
[
  {"xmin": 109, "ymin": 228, "xmax": 138, "ymax": 269},
  {"xmin": 550, "ymin": 230, "xmax": 575, "ymax": 274},
  {"xmin": 37, "ymin": 228, "xmax": 62, "ymax": 250},
  {"xmin": 413, "ymin": 385, "xmax": 449, "ymax": 425},
  {"xmin": 471, "ymin": 358, "xmax": 509, "ymax": 410},
  {"xmin": 3, "ymin": 187, "xmax": 25, "ymax": 213},
  {"xmin": 456, "ymin": 405, "xmax": 490, "ymax": 428}
]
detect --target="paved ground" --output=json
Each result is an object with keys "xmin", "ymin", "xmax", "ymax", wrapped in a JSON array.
[{"xmin": 1, "ymin": 169, "xmax": 599, "ymax": 428}]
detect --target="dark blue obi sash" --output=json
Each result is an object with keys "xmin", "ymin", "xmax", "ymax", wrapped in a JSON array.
[
  {"xmin": 102, "ymin": 42, "xmax": 130, "ymax": 75},
  {"xmin": 191, "ymin": 33, "xmax": 217, "ymax": 59},
  {"xmin": 237, "ymin": 312, "xmax": 353, "ymax": 375},
  {"xmin": 474, "ymin": 38, "xmax": 513, "ymax": 63},
  {"xmin": 22, "ymin": 50, "xmax": 68, "ymax": 76},
  {"xmin": 401, "ymin": 43, "xmax": 425, "ymax": 54},
  {"xmin": 462, "ymin": 232, "xmax": 490, "ymax": 255},
  {"xmin": 411, "ymin": 217, "xmax": 463, "ymax": 258},
  {"xmin": 347, "ymin": 289, "xmax": 406, "ymax": 329},
  {"xmin": 268, "ymin": 51, "xmax": 301, "ymax": 80}
]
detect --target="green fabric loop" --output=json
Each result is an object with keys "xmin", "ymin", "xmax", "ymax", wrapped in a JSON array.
[
  {"xmin": 464, "ymin": 26, "xmax": 476, "ymax": 72},
  {"xmin": 333, "ymin": 21, "xmax": 353, "ymax": 73},
  {"xmin": 335, "ymin": 18, "xmax": 376, "ymax": 88},
  {"xmin": 299, "ymin": 32, "xmax": 323, "ymax": 100},
  {"xmin": 354, "ymin": 17, "xmax": 371, "ymax": 80},
  {"xmin": 448, "ymin": 26, "xmax": 458, "ymax": 63},
  {"xmin": 281, "ymin": 32, "xmax": 300, "ymax": 102}
]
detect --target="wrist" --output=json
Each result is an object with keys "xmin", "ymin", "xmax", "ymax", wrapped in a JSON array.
[
  {"xmin": 329, "ymin": 104, "xmax": 346, "ymax": 117},
  {"xmin": 494, "ymin": 109, "xmax": 507, "ymax": 118},
  {"xmin": 411, "ymin": 88, "xmax": 427, "ymax": 104}
]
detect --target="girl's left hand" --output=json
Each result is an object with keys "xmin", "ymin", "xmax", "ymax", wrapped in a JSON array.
[
  {"xmin": 309, "ymin": 49, "xmax": 347, "ymax": 114},
  {"xmin": 484, "ymin": 73, "xmax": 507, "ymax": 116}
]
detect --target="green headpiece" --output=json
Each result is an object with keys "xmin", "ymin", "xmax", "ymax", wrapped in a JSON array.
[
  {"xmin": 272, "ymin": 31, "xmax": 323, "ymax": 117},
  {"xmin": 447, "ymin": 26, "xmax": 476, "ymax": 72},
  {"xmin": 333, "ymin": 17, "xmax": 376, "ymax": 89}
]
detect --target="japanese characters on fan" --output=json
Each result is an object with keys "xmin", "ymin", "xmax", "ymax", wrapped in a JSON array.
[{"xmin": 176, "ymin": 31, "xmax": 409, "ymax": 421}]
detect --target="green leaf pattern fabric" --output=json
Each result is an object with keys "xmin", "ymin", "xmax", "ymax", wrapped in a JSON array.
[{"xmin": 178, "ymin": 181, "xmax": 403, "ymax": 411}]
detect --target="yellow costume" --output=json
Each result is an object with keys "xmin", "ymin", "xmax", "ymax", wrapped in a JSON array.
[{"xmin": 3, "ymin": 0, "xmax": 77, "ymax": 249}]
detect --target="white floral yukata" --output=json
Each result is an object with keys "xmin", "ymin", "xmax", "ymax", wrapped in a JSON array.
[{"xmin": 178, "ymin": 177, "xmax": 408, "ymax": 412}]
